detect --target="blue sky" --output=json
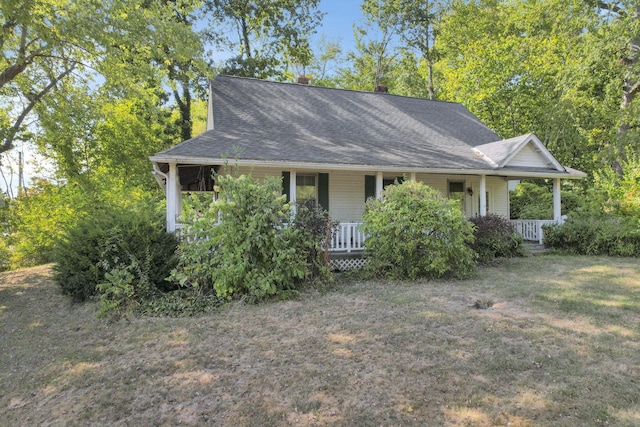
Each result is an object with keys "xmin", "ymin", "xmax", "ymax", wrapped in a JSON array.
[{"xmin": 315, "ymin": 0, "xmax": 363, "ymax": 50}]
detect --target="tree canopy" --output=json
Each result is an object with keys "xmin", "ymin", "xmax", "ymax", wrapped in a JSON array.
[{"xmin": 3, "ymin": 0, "xmax": 640, "ymax": 270}]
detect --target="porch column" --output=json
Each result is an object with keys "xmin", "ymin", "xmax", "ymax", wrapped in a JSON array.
[
  {"xmin": 553, "ymin": 178, "xmax": 562, "ymax": 222},
  {"xmin": 479, "ymin": 175, "xmax": 487, "ymax": 216},
  {"xmin": 410, "ymin": 172, "xmax": 416, "ymax": 182},
  {"xmin": 375, "ymin": 171, "xmax": 383, "ymax": 199},
  {"xmin": 289, "ymin": 170, "xmax": 297, "ymax": 213},
  {"xmin": 166, "ymin": 163, "xmax": 179, "ymax": 232}
]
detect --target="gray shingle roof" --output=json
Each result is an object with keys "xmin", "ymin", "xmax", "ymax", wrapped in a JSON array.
[
  {"xmin": 152, "ymin": 76, "xmax": 584, "ymax": 178},
  {"xmin": 156, "ymin": 76, "xmax": 502, "ymax": 169}
]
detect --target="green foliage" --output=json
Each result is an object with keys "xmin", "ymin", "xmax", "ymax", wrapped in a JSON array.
[
  {"xmin": 0, "ymin": 238, "xmax": 10, "ymax": 273},
  {"xmin": 96, "ymin": 267, "xmax": 137, "ymax": 318},
  {"xmin": 289, "ymin": 200, "xmax": 333, "ymax": 283},
  {"xmin": 469, "ymin": 214, "xmax": 523, "ymax": 263},
  {"xmin": 436, "ymin": 0, "xmax": 613, "ymax": 175},
  {"xmin": 171, "ymin": 172, "xmax": 329, "ymax": 301},
  {"xmin": 53, "ymin": 204, "xmax": 178, "ymax": 303},
  {"xmin": 138, "ymin": 290, "xmax": 225, "ymax": 317},
  {"xmin": 1, "ymin": 0, "xmax": 204, "ymax": 155},
  {"xmin": 361, "ymin": 180, "xmax": 476, "ymax": 280},
  {"xmin": 9, "ymin": 180, "xmax": 86, "ymax": 268},
  {"xmin": 544, "ymin": 214, "xmax": 640, "ymax": 257},
  {"xmin": 203, "ymin": 0, "xmax": 323, "ymax": 78},
  {"xmin": 594, "ymin": 150, "xmax": 640, "ymax": 217},
  {"xmin": 510, "ymin": 182, "xmax": 583, "ymax": 219}
]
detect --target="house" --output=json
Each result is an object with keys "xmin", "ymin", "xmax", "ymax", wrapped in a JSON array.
[{"xmin": 150, "ymin": 75, "xmax": 585, "ymax": 248}]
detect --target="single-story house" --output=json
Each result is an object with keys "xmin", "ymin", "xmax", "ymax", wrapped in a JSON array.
[{"xmin": 150, "ymin": 75, "xmax": 585, "ymax": 249}]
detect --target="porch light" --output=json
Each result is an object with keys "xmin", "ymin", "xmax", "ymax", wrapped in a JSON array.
[{"xmin": 467, "ymin": 187, "xmax": 473, "ymax": 196}]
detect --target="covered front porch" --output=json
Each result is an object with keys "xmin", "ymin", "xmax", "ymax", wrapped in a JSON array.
[
  {"xmin": 329, "ymin": 217, "xmax": 561, "ymax": 254},
  {"xmin": 156, "ymin": 163, "xmax": 568, "ymax": 255}
]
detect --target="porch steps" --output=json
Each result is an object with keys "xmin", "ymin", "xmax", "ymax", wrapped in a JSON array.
[{"xmin": 522, "ymin": 243, "xmax": 549, "ymax": 255}]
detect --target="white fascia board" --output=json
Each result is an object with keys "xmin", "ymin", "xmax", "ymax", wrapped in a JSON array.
[
  {"xmin": 149, "ymin": 155, "xmax": 584, "ymax": 179},
  {"xmin": 500, "ymin": 170, "xmax": 586, "ymax": 179}
]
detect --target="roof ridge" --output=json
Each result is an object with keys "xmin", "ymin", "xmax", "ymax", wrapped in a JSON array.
[{"xmin": 214, "ymin": 74, "xmax": 463, "ymax": 105}]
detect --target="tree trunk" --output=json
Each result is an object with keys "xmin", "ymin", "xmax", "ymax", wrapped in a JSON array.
[{"xmin": 615, "ymin": 8, "xmax": 640, "ymax": 173}]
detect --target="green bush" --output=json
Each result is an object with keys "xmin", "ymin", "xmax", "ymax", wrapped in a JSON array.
[
  {"xmin": 361, "ymin": 180, "xmax": 476, "ymax": 280},
  {"xmin": 0, "ymin": 238, "xmax": 10, "ymax": 272},
  {"xmin": 53, "ymin": 206, "xmax": 178, "ymax": 303},
  {"xmin": 170, "ymin": 173, "xmax": 328, "ymax": 301},
  {"xmin": 544, "ymin": 214, "xmax": 640, "ymax": 256},
  {"xmin": 290, "ymin": 200, "xmax": 333, "ymax": 283},
  {"xmin": 469, "ymin": 214, "xmax": 523, "ymax": 263},
  {"xmin": 9, "ymin": 180, "xmax": 86, "ymax": 268}
]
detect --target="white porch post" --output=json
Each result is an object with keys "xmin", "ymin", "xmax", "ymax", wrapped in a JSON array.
[
  {"xmin": 375, "ymin": 171, "xmax": 383, "ymax": 199},
  {"xmin": 289, "ymin": 170, "xmax": 297, "ymax": 213},
  {"xmin": 410, "ymin": 172, "xmax": 416, "ymax": 182},
  {"xmin": 479, "ymin": 175, "xmax": 487, "ymax": 216},
  {"xmin": 553, "ymin": 178, "xmax": 562, "ymax": 222},
  {"xmin": 166, "ymin": 163, "xmax": 179, "ymax": 232}
]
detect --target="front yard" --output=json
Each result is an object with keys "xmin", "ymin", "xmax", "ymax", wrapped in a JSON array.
[{"xmin": 1, "ymin": 255, "xmax": 639, "ymax": 426}]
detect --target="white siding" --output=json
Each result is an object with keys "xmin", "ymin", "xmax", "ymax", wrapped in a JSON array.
[
  {"xmin": 192, "ymin": 167, "xmax": 511, "ymax": 220},
  {"xmin": 329, "ymin": 171, "xmax": 366, "ymax": 221},
  {"xmin": 487, "ymin": 177, "xmax": 509, "ymax": 217},
  {"xmin": 507, "ymin": 143, "xmax": 550, "ymax": 168}
]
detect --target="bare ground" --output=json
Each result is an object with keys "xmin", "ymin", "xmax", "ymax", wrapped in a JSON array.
[{"xmin": 1, "ymin": 256, "xmax": 639, "ymax": 426}]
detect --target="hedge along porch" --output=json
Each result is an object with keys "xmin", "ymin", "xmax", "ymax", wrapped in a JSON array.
[{"xmin": 150, "ymin": 75, "xmax": 586, "ymax": 245}]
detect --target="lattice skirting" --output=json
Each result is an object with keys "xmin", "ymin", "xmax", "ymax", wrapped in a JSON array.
[{"xmin": 329, "ymin": 257, "xmax": 368, "ymax": 271}]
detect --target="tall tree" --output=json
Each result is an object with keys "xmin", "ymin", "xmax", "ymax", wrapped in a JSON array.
[
  {"xmin": 594, "ymin": 2, "xmax": 640, "ymax": 171},
  {"xmin": 0, "ymin": 0, "xmax": 204, "ymax": 155},
  {"xmin": 360, "ymin": 0, "xmax": 443, "ymax": 99},
  {"xmin": 202, "ymin": 0, "xmax": 324, "ymax": 79},
  {"xmin": 436, "ymin": 0, "xmax": 608, "ymax": 175}
]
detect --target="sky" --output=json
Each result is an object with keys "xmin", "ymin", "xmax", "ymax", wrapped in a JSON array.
[
  {"xmin": 315, "ymin": 0, "xmax": 363, "ymax": 49},
  {"xmin": 0, "ymin": 1, "xmax": 365, "ymax": 197}
]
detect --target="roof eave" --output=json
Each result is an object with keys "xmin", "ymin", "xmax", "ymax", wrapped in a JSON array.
[{"xmin": 149, "ymin": 155, "xmax": 585, "ymax": 179}]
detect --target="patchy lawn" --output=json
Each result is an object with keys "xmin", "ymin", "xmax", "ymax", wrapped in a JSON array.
[{"xmin": 1, "ymin": 256, "xmax": 639, "ymax": 426}]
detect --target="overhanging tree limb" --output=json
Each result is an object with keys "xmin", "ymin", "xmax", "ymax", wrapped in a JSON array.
[{"xmin": 1, "ymin": 64, "xmax": 75, "ymax": 154}]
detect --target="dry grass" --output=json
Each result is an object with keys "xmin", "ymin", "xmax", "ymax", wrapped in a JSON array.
[{"xmin": 1, "ymin": 256, "xmax": 639, "ymax": 426}]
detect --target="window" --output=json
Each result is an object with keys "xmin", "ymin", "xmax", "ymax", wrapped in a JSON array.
[
  {"xmin": 448, "ymin": 181, "xmax": 465, "ymax": 213},
  {"xmin": 296, "ymin": 174, "xmax": 317, "ymax": 207}
]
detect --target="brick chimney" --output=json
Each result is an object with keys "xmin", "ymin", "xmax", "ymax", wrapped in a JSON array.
[
  {"xmin": 297, "ymin": 75, "xmax": 309, "ymax": 85},
  {"xmin": 374, "ymin": 84, "xmax": 388, "ymax": 93}
]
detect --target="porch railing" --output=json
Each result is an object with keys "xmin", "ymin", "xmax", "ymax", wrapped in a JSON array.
[
  {"xmin": 510, "ymin": 219, "xmax": 558, "ymax": 244},
  {"xmin": 178, "ymin": 219, "xmax": 559, "ymax": 250},
  {"xmin": 329, "ymin": 222, "xmax": 366, "ymax": 253}
]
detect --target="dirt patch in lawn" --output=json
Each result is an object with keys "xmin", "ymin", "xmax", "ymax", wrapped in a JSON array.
[{"xmin": 1, "ymin": 256, "xmax": 639, "ymax": 426}]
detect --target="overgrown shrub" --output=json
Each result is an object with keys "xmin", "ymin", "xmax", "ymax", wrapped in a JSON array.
[
  {"xmin": 170, "ymin": 173, "xmax": 329, "ymax": 301},
  {"xmin": 544, "ymin": 214, "xmax": 640, "ymax": 256},
  {"xmin": 361, "ymin": 180, "xmax": 476, "ymax": 280},
  {"xmin": 290, "ymin": 200, "xmax": 333, "ymax": 283},
  {"xmin": 53, "ymin": 206, "xmax": 178, "ymax": 303},
  {"xmin": 469, "ymin": 214, "xmax": 523, "ymax": 263}
]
